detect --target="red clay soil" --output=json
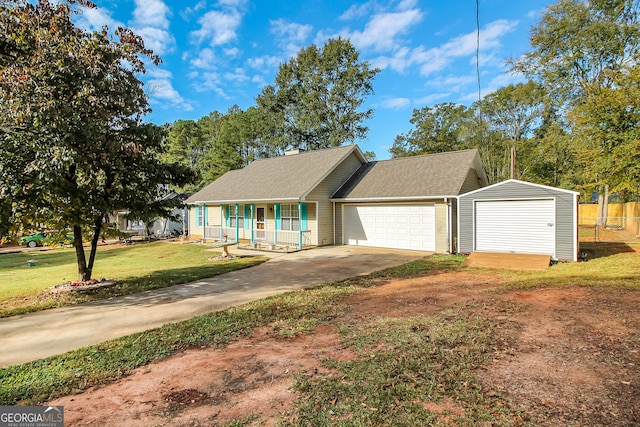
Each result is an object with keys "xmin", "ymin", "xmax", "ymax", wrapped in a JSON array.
[{"xmin": 49, "ymin": 271, "xmax": 640, "ymax": 426}]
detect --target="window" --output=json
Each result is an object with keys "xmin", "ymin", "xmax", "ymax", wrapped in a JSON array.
[
  {"xmin": 229, "ymin": 205, "xmax": 244, "ymax": 228},
  {"xmin": 196, "ymin": 206, "xmax": 203, "ymax": 227},
  {"xmin": 280, "ymin": 204, "xmax": 299, "ymax": 231}
]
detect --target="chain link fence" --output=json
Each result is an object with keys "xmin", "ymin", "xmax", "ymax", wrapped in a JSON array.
[{"xmin": 579, "ymin": 217, "xmax": 640, "ymax": 244}]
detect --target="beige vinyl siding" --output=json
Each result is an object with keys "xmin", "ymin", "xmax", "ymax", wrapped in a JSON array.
[
  {"xmin": 335, "ymin": 202, "xmax": 344, "ymax": 245},
  {"xmin": 459, "ymin": 168, "xmax": 482, "ymax": 194},
  {"xmin": 434, "ymin": 202, "xmax": 448, "ymax": 253},
  {"xmin": 306, "ymin": 152, "xmax": 364, "ymax": 245},
  {"xmin": 188, "ymin": 207, "xmax": 200, "ymax": 238}
]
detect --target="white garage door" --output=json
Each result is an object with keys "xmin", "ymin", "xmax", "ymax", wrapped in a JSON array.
[
  {"xmin": 343, "ymin": 204, "xmax": 435, "ymax": 251},
  {"xmin": 474, "ymin": 199, "xmax": 555, "ymax": 256}
]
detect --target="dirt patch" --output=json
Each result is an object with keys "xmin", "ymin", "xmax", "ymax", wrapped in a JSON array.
[{"xmin": 49, "ymin": 271, "xmax": 640, "ymax": 426}]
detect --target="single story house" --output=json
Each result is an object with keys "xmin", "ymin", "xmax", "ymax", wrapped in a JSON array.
[
  {"xmin": 457, "ymin": 179, "xmax": 579, "ymax": 261},
  {"xmin": 186, "ymin": 144, "xmax": 488, "ymax": 253}
]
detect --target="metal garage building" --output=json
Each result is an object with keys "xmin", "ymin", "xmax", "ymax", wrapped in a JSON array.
[{"xmin": 457, "ymin": 179, "xmax": 579, "ymax": 262}]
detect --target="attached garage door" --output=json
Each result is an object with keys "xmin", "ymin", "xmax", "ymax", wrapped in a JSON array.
[
  {"xmin": 474, "ymin": 199, "xmax": 555, "ymax": 256},
  {"xmin": 343, "ymin": 204, "xmax": 435, "ymax": 251}
]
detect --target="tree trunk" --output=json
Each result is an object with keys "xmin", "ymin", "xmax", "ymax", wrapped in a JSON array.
[
  {"xmin": 73, "ymin": 225, "xmax": 89, "ymax": 281},
  {"xmin": 0, "ymin": 199, "xmax": 11, "ymax": 241},
  {"xmin": 596, "ymin": 185, "xmax": 610, "ymax": 228},
  {"xmin": 86, "ymin": 215, "xmax": 104, "ymax": 279}
]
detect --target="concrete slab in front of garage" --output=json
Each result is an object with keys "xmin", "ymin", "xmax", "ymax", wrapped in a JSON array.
[{"xmin": 462, "ymin": 252, "xmax": 551, "ymax": 270}]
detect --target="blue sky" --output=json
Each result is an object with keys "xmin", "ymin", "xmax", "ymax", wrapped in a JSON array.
[{"xmin": 76, "ymin": 0, "xmax": 551, "ymax": 160}]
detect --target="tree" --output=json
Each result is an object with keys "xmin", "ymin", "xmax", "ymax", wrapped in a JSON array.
[
  {"xmin": 0, "ymin": 0, "xmax": 194, "ymax": 280},
  {"xmin": 511, "ymin": 0, "xmax": 640, "ymax": 202},
  {"xmin": 256, "ymin": 38, "xmax": 379, "ymax": 152},
  {"xmin": 389, "ymin": 103, "xmax": 472, "ymax": 158},
  {"xmin": 479, "ymin": 81, "xmax": 546, "ymax": 180},
  {"xmin": 572, "ymin": 65, "xmax": 640, "ymax": 196},
  {"xmin": 511, "ymin": 0, "xmax": 640, "ymax": 104}
]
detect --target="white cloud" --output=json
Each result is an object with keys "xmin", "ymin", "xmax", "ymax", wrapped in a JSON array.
[
  {"xmin": 146, "ymin": 79, "xmax": 193, "ymax": 112},
  {"xmin": 192, "ymin": 71, "xmax": 229, "ymax": 98},
  {"xmin": 414, "ymin": 92, "xmax": 450, "ymax": 105},
  {"xmin": 339, "ymin": 1, "xmax": 376, "ymax": 20},
  {"xmin": 180, "ymin": 1, "xmax": 207, "ymax": 21},
  {"xmin": 130, "ymin": 0, "xmax": 174, "ymax": 56},
  {"xmin": 190, "ymin": 48, "xmax": 217, "ymax": 69},
  {"xmin": 379, "ymin": 97, "xmax": 411, "ymax": 109},
  {"xmin": 191, "ymin": 9, "xmax": 243, "ymax": 46},
  {"xmin": 147, "ymin": 68, "xmax": 173, "ymax": 79},
  {"xmin": 135, "ymin": 26, "xmax": 175, "ymax": 56},
  {"xmin": 338, "ymin": 8, "xmax": 424, "ymax": 52},
  {"xmin": 224, "ymin": 68, "xmax": 250, "ymax": 83},
  {"xmin": 270, "ymin": 19, "xmax": 313, "ymax": 43},
  {"xmin": 418, "ymin": 19, "xmax": 518, "ymax": 76},
  {"xmin": 248, "ymin": 55, "xmax": 282, "ymax": 70},
  {"xmin": 75, "ymin": 5, "xmax": 123, "ymax": 32},
  {"xmin": 133, "ymin": 0, "xmax": 170, "ymax": 28}
]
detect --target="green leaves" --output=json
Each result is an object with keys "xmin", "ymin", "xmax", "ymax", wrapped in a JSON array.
[
  {"xmin": 0, "ymin": 0, "xmax": 195, "ymax": 279},
  {"xmin": 256, "ymin": 37, "xmax": 379, "ymax": 152}
]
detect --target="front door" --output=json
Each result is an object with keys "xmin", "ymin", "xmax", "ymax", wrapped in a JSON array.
[{"xmin": 256, "ymin": 207, "xmax": 266, "ymax": 240}]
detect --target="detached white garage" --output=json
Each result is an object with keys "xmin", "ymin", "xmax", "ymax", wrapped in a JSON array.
[
  {"xmin": 458, "ymin": 180, "xmax": 579, "ymax": 261},
  {"xmin": 343, "ymin": 204, "xmax": 435, "ymax": 251}
]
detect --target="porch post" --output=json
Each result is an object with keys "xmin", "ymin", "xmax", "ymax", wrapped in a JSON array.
[
  {"xmin": 201, "ymin": 205, "xmax": 205, "ymax": 243},
  {"xmin": 298, "ymin": 201, "xmax": 303, "ymax": 249},
  {"xmin": 219, "ymin": 205, "xmax": 223, "ymax": 240},
  {"xmin": 235, "ymin": 203, "xmax": 239, "ymax": 243},
  {"xmin": 273, "ymin": 204, "xmax": 278, "ymax": 245},
  {"xmin": 250, "ymin": 204, "xmax": 255, "ymax": 244}
]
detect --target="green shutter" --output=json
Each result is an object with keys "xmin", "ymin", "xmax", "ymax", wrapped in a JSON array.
[
  {"xmin": 225, "ymin": 205, "xmax": 230, "ymax": 227},
  {"xmin": 244, "ymin": 205, "xmax": 249, "ymax": 229},
  {"xmin": 301, "ymin": 203, "xmax": 308, "ymax": 231},
  {"xmin": 204, "ymin": 205, "xmax": 208, "ymax": 226}
]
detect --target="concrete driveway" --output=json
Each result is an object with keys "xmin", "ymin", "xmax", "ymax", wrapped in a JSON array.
[{"xmin": 0, "ymin": 245, "xmax": 426, "ymax": 367}]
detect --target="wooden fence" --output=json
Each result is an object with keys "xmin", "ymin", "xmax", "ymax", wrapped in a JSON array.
[{"xmin": 579, "ymin": 201, "xmax": 640, "ymax": 235}]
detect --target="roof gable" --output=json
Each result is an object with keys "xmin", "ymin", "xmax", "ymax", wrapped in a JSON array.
[
  {"xmin": 458, "ymin": 179, "xmax": 579, "ymax": 198},
  {"xmin": 186, "ymin": 145, "xmax": 365, "ymax": 204},
  {"xmin": 332, "ymin": 149, "xmax": 486, "ymax": 200}
]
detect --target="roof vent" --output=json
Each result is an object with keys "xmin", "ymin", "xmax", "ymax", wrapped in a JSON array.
[{"xmin": 285, "ymin": 148, "xmax": 304, "ymax": 156}]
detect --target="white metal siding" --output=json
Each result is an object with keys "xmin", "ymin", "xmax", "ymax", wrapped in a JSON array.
[
  {"xmin": 343, "ymin": 204, "xmax": 435, "ymax": 251},
  {"xmin": 474, "ymin": 199, "xmax": 555, "ymax": 256}
]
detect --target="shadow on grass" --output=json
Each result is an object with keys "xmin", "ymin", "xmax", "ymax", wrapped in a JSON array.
[{"xmin": 579, "ymin": 241, "xmax": 639, "ymax": 260}]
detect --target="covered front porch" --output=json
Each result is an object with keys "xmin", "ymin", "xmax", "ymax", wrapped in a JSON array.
[{"xmin": 194, "ymin": 201, "xmax": 314, "ymax": 251}]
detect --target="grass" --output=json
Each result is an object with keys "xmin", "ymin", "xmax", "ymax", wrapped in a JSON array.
[
  {"xmin": 0, "ymin": 243, "xmax": 638, "ymax": 424},
  {"xmin": 285, "ymin": 307, "xmax": 518, "ymax": 426},
  {"xmin": 0, "ymin": 242, "xmax": 267, "ymax": 317}
]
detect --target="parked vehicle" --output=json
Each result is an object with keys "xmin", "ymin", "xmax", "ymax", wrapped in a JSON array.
[{"xmin": 19, "ymin": 232, "xmax": 73, "ymax": 248}]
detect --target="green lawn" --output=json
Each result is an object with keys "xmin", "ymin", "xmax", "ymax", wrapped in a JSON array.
[
  {"xmin": 1, "ymin": 244, "xmax": 638, "ymax": 424},
  {"xmin": 0, "ymin": 242, "xmax": 267, "ymax": 317}
]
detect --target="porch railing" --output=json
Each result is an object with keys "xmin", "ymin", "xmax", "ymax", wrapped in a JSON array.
[
  {"xmin": 205, "ymin": 226, "xmax": 312, "ymax": 248},
  {"xmin": 204, "ymin": 226, "xmax": 236, "ymax": 241},
  {"xmin": 253, "ymin": 229, "xmax": 312, "ymax": 248}
]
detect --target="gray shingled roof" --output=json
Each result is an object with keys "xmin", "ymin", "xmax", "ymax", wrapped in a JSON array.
[
  {"xmin": 186, "ymin": 145, "xmax": 362, "ymax": 204},
  {"xmin": 332, "ymin": 149, "xmax": 483, "ymax": 200}
]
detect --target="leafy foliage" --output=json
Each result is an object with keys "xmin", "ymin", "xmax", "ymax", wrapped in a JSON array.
[
  {"xmin": 0, "ymin": 0, "xmax": 194, "ymax": 279},
  {"xmin": 256, "ymin": 37, "xmax": 379, "ymax": 152}
]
